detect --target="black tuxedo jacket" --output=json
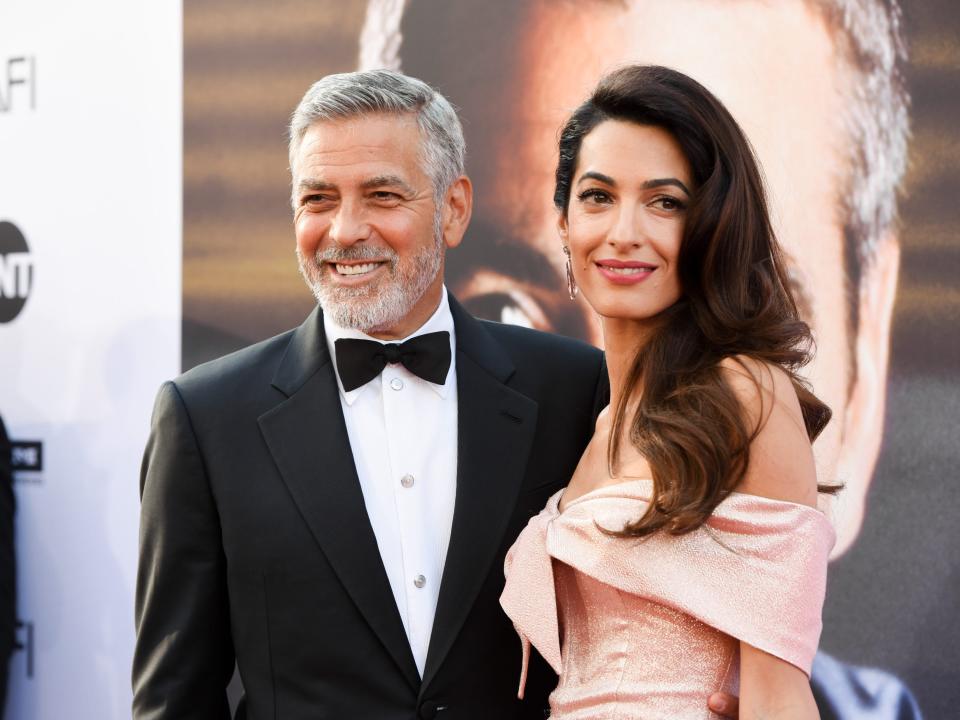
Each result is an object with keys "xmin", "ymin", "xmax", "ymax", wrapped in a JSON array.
[{"xmin": 133, "ymin": 297, "xmax": 605, "ymax": 720}]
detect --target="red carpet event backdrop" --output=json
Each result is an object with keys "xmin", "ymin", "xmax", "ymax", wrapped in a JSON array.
[{"xmin": 1, "ymin": 1, "xmax": 958, "ymax": 718}]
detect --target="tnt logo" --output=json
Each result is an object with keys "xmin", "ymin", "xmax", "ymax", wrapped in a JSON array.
[{"xmin": 0, "ymin": 220, "xmax": 33, "ymax": 323}]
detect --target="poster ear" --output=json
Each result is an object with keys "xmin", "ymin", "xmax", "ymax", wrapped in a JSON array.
[{"xmin": 831, "ymin": 235, "xmax": 900, "ymax": 557}]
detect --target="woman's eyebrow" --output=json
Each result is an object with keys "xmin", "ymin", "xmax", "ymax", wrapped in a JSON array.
[
  {"xmin": 576, "ymin": 171, "xmax": 616, "ymax": 187},
  {"xmin": 576, "ymin": 172, "xmax": 691, "ymax": 197},
  {"xmin": 640, "ymin": 178, "xmax": 691, "ymax": 196}
]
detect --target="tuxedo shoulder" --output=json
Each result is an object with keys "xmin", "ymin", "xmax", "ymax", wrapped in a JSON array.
[
  {"xmin": 170, "ymin": 328, "xmax": 297, "ymax": 405},
  {"xmin": 479, "ymin": 320, "xmax": 601, "ymax": 370},
  {"xmin": 478, "ymin": 321, "xmax": 604, "ymax": 412}
]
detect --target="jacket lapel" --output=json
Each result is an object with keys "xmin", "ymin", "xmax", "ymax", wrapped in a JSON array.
[
  {"xmin": 421, "ymin": 298, "xmax": 539, "ymax": 691},
  {"xmin": 257, "ymin": 306, "xmax": 420, "ymax": 691}
]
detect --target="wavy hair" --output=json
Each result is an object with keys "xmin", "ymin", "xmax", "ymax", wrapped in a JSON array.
[{"xmin": 555, "ymin": 65, "xmax": 834, "ymax": 538}]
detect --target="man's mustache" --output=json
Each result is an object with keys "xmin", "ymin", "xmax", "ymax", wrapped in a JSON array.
[{"xmin": 314, "ymin": 246, "xmax": 398, "ymax": 265}]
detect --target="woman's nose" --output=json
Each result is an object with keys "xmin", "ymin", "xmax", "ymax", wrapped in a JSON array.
[{"xmin": 606, "ymin": 203, "xmax": 643, "ymax": 250}]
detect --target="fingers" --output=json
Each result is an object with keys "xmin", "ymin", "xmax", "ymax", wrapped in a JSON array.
[{"xmin": 708, "ymin": 691, "xmax": 740, "ymax": 719}]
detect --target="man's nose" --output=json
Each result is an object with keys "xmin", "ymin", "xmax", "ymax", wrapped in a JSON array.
[{"xmin": 329, "ymin": 200, "xmax": 371, "ymax": 246}]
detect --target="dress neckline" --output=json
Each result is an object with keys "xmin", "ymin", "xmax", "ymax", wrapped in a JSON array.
[{"xmin": 551, "ymin": 478, "xmax": 832, "ymax": 520}]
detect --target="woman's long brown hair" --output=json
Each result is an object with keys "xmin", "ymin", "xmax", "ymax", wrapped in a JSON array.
[{"xmin": 555, "ymin": 65, "xmax": 834, "ymax": 538}]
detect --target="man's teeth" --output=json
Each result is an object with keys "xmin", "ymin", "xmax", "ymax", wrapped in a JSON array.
[
  {"xmin": 336, "ymin": 262, "xmax": 380, "ymax": 276},
  {"xmin": 603, "ymin": 266, "xmax": 652, "ymax": 275}
]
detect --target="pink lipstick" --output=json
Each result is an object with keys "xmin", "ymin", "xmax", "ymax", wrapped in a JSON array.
[{"xmin": 595, "ymin": 258, "xmax": 656, "ymax": 285}]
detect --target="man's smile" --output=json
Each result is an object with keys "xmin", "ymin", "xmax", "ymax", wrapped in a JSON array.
[
  {"xmin": 334, "ymin": 261, "xmax": 385, "ymax": 276},
  {"xmin": 324, "ymin": 259, "xmax": 390, "ymax": 283}
]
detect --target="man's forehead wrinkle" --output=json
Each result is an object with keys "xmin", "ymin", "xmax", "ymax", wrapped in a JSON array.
[
  {"xmin": 301, "ymin": 142, "xmax": 404, "ymax": 160},
  {"xmin": 296, "ymin": 143, "xmax": 420, "ymax": 182}
]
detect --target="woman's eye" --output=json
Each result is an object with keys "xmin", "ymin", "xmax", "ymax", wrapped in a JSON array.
[
  {"xmin": 577, "ymin": 189, "xmax": 612, "ymax": 204},
  {"xmin": 653, "ymin": 196, "xmax": 686, "ymax": 211}
]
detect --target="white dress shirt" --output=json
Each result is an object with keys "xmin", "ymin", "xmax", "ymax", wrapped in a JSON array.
[{"xmin": 324, "ymin": 287, "xmax": 458, "ymax": 677}]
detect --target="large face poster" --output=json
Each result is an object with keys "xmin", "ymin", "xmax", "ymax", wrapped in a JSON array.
[{"xmin": 183, "ymin": 1, "xmax": 959, "ymax": 716}]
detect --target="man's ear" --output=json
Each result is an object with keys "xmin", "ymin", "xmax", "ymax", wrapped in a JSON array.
[
  {"xmin": 832, "ymin": 234, "xmax": 900, "ymax": 557},
  {"xmin": 441, "ymin": 176, "xmax": 473, "ymax": 250}
]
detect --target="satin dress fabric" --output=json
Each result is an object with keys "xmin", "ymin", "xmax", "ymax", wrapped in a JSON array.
[{"xmin": 500, "ymin": 479, "xmax": 835, "ymax": 719}]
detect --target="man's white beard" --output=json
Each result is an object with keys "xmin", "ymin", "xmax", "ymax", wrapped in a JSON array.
[{"xmin": 297, "ymin": 233, "xmax": 443, "ymax": 334}]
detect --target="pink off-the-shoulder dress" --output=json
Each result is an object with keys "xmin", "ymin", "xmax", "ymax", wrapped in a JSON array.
[{"xmin": 500, "ymin": 479, "xmax": 834, "ymax": 719}]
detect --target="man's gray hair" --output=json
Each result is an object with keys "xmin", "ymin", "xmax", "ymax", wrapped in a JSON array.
[
  {"xmin": 820, "ymin": 0, "xmax": 909, "ymax": 275},
  {"xmin": 288, "ymin": 69, "xmax": 465, "ymax": 204}
]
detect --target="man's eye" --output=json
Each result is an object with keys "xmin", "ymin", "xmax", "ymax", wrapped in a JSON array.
[{"xmin": 371, "ymin": 191, "xmax": 401, "ymax": 201}]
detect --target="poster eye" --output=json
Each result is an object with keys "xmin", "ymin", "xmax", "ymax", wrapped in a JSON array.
[{"xmin": 461, "ymin": 292, "xmax": 551, "ymax": 332}]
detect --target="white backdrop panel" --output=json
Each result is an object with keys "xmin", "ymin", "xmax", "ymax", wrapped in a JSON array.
[{"xmin": 0, "ymin": 1, "xmax": 182, "ymax": 717}]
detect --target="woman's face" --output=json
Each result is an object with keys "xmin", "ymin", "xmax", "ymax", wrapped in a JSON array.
[{"xmin": 560, "ymin": 120, "xmax": 691, "ymax": 325}]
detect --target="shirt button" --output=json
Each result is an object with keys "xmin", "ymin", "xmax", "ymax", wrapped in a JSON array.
[
  {"xmin": 401, "ymin": 474, "xmax": 415, "ymax": 488},
  {"xmin": 414, "ymin": 574, "xmax": 426, "ymax": 589},
  {"xmin": 390, "ymin": 377, "xmax": 404, "ymax": 391}
]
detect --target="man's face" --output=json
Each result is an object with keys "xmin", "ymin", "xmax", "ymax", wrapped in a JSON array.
[
  {"xmin": 292, "ymin": 113, "xmax": 447, "ymax": 339},
  {"xmin": 456, "ymin": 0, "xmax": 897, "ymax": 554}
]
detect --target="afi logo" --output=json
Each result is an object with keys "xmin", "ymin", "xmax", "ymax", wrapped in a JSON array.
[
  {"xmin": 0, "ymin": 221, "xmax": 33, "ymax": 323},
  {"xmin": 14, "ymin": 619, "xmax": 35, "ymax": 678},
  {"xmin": 0, "ymin": 56, "xmax": 36, "ymax": 113}
]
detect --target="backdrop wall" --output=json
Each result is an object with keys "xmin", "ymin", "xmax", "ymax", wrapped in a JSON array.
[{"xmin": 0, "ymin": 1, "xmax": 181, "ymax": 717}]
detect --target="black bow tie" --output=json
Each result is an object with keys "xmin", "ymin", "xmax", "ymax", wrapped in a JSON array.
[{"xmin": 334, "ymin": 331, "xmax": 451, "ymax": 392}]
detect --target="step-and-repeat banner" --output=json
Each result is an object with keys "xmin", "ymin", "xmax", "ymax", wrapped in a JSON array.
[
  {"xmin": 0, "ymin": 1, "xmax": 181, "ymax": 717},
  {"xmin": 2, "ymin": 0, "xmax": 958, "ymax": 718}
]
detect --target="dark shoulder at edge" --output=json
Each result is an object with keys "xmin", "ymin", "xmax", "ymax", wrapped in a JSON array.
[{"xmin": 171, "ymin": 327, "xmax": 299, "ymax": 400}]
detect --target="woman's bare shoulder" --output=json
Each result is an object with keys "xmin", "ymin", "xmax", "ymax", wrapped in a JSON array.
[{"xmin": 719, "ymin": 355, "xmax": 818, "ymax": 508}]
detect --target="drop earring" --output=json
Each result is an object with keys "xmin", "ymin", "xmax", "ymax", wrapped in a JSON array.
[{"xmin": 562, "ymin": 246, "xmax": 579, "ymax": 300}]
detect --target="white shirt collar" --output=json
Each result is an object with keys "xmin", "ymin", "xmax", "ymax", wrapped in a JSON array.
[{"xmin": 324, "ymin": 286, "xmax": 457, "ymax": 405}]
